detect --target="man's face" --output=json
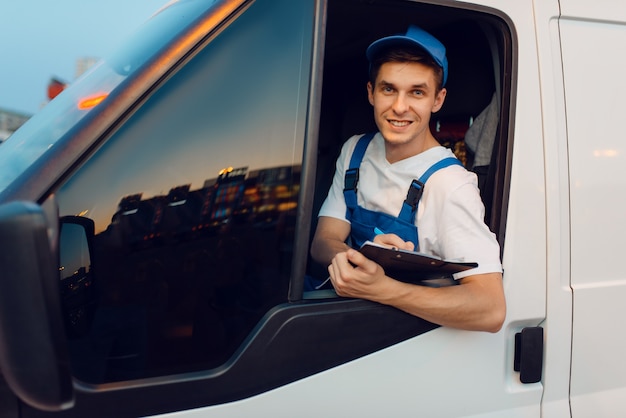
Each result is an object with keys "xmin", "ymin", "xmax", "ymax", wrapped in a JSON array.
[{"xmin": 367, "ymin": 61, "xmax": 446, "ymax": 154}]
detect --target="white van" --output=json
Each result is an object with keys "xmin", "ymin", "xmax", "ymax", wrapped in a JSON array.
[{"xmin": 0, "ymin": 0, "xmax": 624, "ymax": 416}]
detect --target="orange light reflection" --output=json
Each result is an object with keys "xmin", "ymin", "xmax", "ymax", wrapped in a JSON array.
[{"xmin": 78, "ymin": 93, "xmax": 109, "ymax": 110}]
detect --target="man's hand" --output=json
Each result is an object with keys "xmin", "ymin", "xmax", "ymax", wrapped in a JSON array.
[
  {"xmin": 328, "ymin": 248, "xmax": 391, "ymax": 299},
  {"xmin": 372, "ymin": 232, "xmax": 415, "ymax": 251}
]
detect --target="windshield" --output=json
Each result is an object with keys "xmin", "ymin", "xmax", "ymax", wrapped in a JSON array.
[{"xmin": 0, "ymin": 0, "xmax": 220, "ymax": 193}]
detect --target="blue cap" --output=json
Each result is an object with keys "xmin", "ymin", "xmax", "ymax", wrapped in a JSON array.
[{"xmin": 366, "ymin": 25, "xmax": 448, "ymax": 86}]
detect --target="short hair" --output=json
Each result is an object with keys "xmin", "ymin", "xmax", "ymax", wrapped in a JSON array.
[{"xmin": 368, "ymin": 45, "xmax": 445, "ymax": 92}]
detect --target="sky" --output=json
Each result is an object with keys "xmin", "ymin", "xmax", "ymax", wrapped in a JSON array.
[{"xmin": 0, "ymin": 0, "xmax": 168, "ymax": 116}]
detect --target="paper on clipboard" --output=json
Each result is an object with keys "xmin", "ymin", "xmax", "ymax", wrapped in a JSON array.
[{"xmin": 358, "ymin": 241, "xmax": 477, "ymax": 283}]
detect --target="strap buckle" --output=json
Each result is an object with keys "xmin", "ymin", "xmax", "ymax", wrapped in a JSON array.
[
  {"xmin": 404, "ymin": 179, "xmax": 425, "ymax": 209},
  {"xmin": 344, "ymin": 168, "xmax": 359, "ymax": 191}
]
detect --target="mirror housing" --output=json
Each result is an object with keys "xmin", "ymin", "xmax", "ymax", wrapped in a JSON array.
[{"xmin": 0, "ymin": 201, "xmax": 74, "ymax": 411}]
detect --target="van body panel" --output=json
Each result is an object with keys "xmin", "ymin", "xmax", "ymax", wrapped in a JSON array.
[
  {"xmin": 532, "ymin": 1, "xmax": 574, "ymax": 417},
  {"xmin": 559, "ymin": 3, "xmax": 626, "ymax": 414},
  {"xmin": 155, "ymin": 330, "xmax": 537, "ymax": 418},
  {"xmin": 560, "ymin": 0, "xmax": 626, "ymax": 22}
]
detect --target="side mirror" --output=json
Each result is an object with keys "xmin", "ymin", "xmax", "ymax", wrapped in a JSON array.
[
  {"xmin": 59, "ymin": 215, "xmax": 96, "ymax": 339},
  {"xmin": 0, "ymin": 201, "xmax": 74, "ymax": 411}
]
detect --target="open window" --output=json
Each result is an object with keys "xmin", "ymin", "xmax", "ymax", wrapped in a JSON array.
[{"xmin": 307, "ymin": 0, "xmax": 514, "ymax": 283}]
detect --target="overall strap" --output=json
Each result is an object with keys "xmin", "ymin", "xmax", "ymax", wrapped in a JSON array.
[
  {"xmin": 344, "ymin": 133, "xmax": 376, "ymax": 215},
  {"xmin": 398, "ymin": 157, "xmax": 464, "ymax": 222}
]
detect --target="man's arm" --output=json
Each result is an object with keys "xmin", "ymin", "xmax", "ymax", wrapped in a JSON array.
[
  {"xmin": 328, "ymin": 248, "xmax": 505, "ymax": 333},
  {"xmin": 310, "ymin": 216, "xmax": 352, "ymax": 267}
]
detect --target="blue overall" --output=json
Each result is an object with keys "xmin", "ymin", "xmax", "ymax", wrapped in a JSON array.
[{"xmin": 344, "ymin": 132, "xmax": 464, "ymax": 250}]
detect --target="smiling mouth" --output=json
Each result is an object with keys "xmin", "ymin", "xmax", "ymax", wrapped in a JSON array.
[{"xmin": 389, "ymin": 120, "xmax": 411, "ymax": 127}]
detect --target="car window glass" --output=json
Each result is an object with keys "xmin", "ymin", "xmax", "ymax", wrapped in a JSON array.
[{"xmin": 54, "ymin": 0, "xmax": 312, "ymax": 383}]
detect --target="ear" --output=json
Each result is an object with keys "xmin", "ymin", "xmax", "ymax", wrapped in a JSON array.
[
  {"xmin": 431, "ymin": 88, "xmax": 447, "ymax": 113},
  {"xmin": 367, "ymin": 82, "xmax": 374, "ymax": 106}
]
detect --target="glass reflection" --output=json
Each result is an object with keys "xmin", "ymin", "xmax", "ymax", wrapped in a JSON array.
[{"xmin": 56, "ymin": 0, "xmax": 312, "ymax": 383}]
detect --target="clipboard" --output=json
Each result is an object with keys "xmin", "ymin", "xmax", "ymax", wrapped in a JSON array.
[{"xmin": 358, "ymin": 241, "xmax": 477, "ymax": 284}]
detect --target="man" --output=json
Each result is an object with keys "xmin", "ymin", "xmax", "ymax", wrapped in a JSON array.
[{"xmin": 310, "ymin": 25, "xmax": 505, "ymax": 333}]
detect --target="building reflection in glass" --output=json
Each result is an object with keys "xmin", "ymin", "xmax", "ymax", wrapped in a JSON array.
[{"xmin": 63, "ymin": 164, "xmax": 300, "ymax": 383}]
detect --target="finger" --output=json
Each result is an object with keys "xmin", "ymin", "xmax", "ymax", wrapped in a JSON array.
[
  {"xmin": 373, "ymin": 233, "xmax": 396, "ymax": 247},
  {"xmin": 373, "ymin": 233, "xmax": 415, "ymax": 252},
  {"xmin": 402, "ymin": 240, "xmax": 415, "ymax": 251},
  {"xmin": 327, "ymin": 263, "xmax": 335, "ymax": 280},
  {"xmin": 346, "ymin": 248, "xmax": 378, "ymax": 274},
  {"xmin": 329, "ymin": 252, "xmax": 352, "ymax": 283},
  {"xmin": 328, "ymin": 258, "xmax": 349, "ymax": 295},
  {"xmin": 373, "ymin": 233, "xmax": 407, "ymax": 249},
  {"xmin": 330, "ymin": 251, "xmax": 344, "ymax": 268}
]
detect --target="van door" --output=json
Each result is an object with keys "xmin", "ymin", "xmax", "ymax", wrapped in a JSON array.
[
  {"xmin": 150, "ymin": 1, "xmax": 547, "ymax": 417},
  {"xmin": 559, "ymin": 1, "xmax": 626, "ymax": 415}
]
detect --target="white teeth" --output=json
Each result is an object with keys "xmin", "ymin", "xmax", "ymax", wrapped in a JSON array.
[{"xmin": 390, "ymin": 120, "xmax": 410, "ymax": 127}]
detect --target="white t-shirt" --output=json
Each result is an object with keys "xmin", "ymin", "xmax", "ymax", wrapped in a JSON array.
[{"xmin": 318, "ymin": 133, "xmax": 502, "ymax": 279}]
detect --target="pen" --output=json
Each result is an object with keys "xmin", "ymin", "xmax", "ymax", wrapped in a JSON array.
[{"xmin": 315, "ymin": 276, "xmax": 332, "ymax": 289}]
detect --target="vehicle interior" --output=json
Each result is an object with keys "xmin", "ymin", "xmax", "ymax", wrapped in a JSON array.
[{"xmin": 308, "ymin": 0, "xmax": 513, "ymax": 280}]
